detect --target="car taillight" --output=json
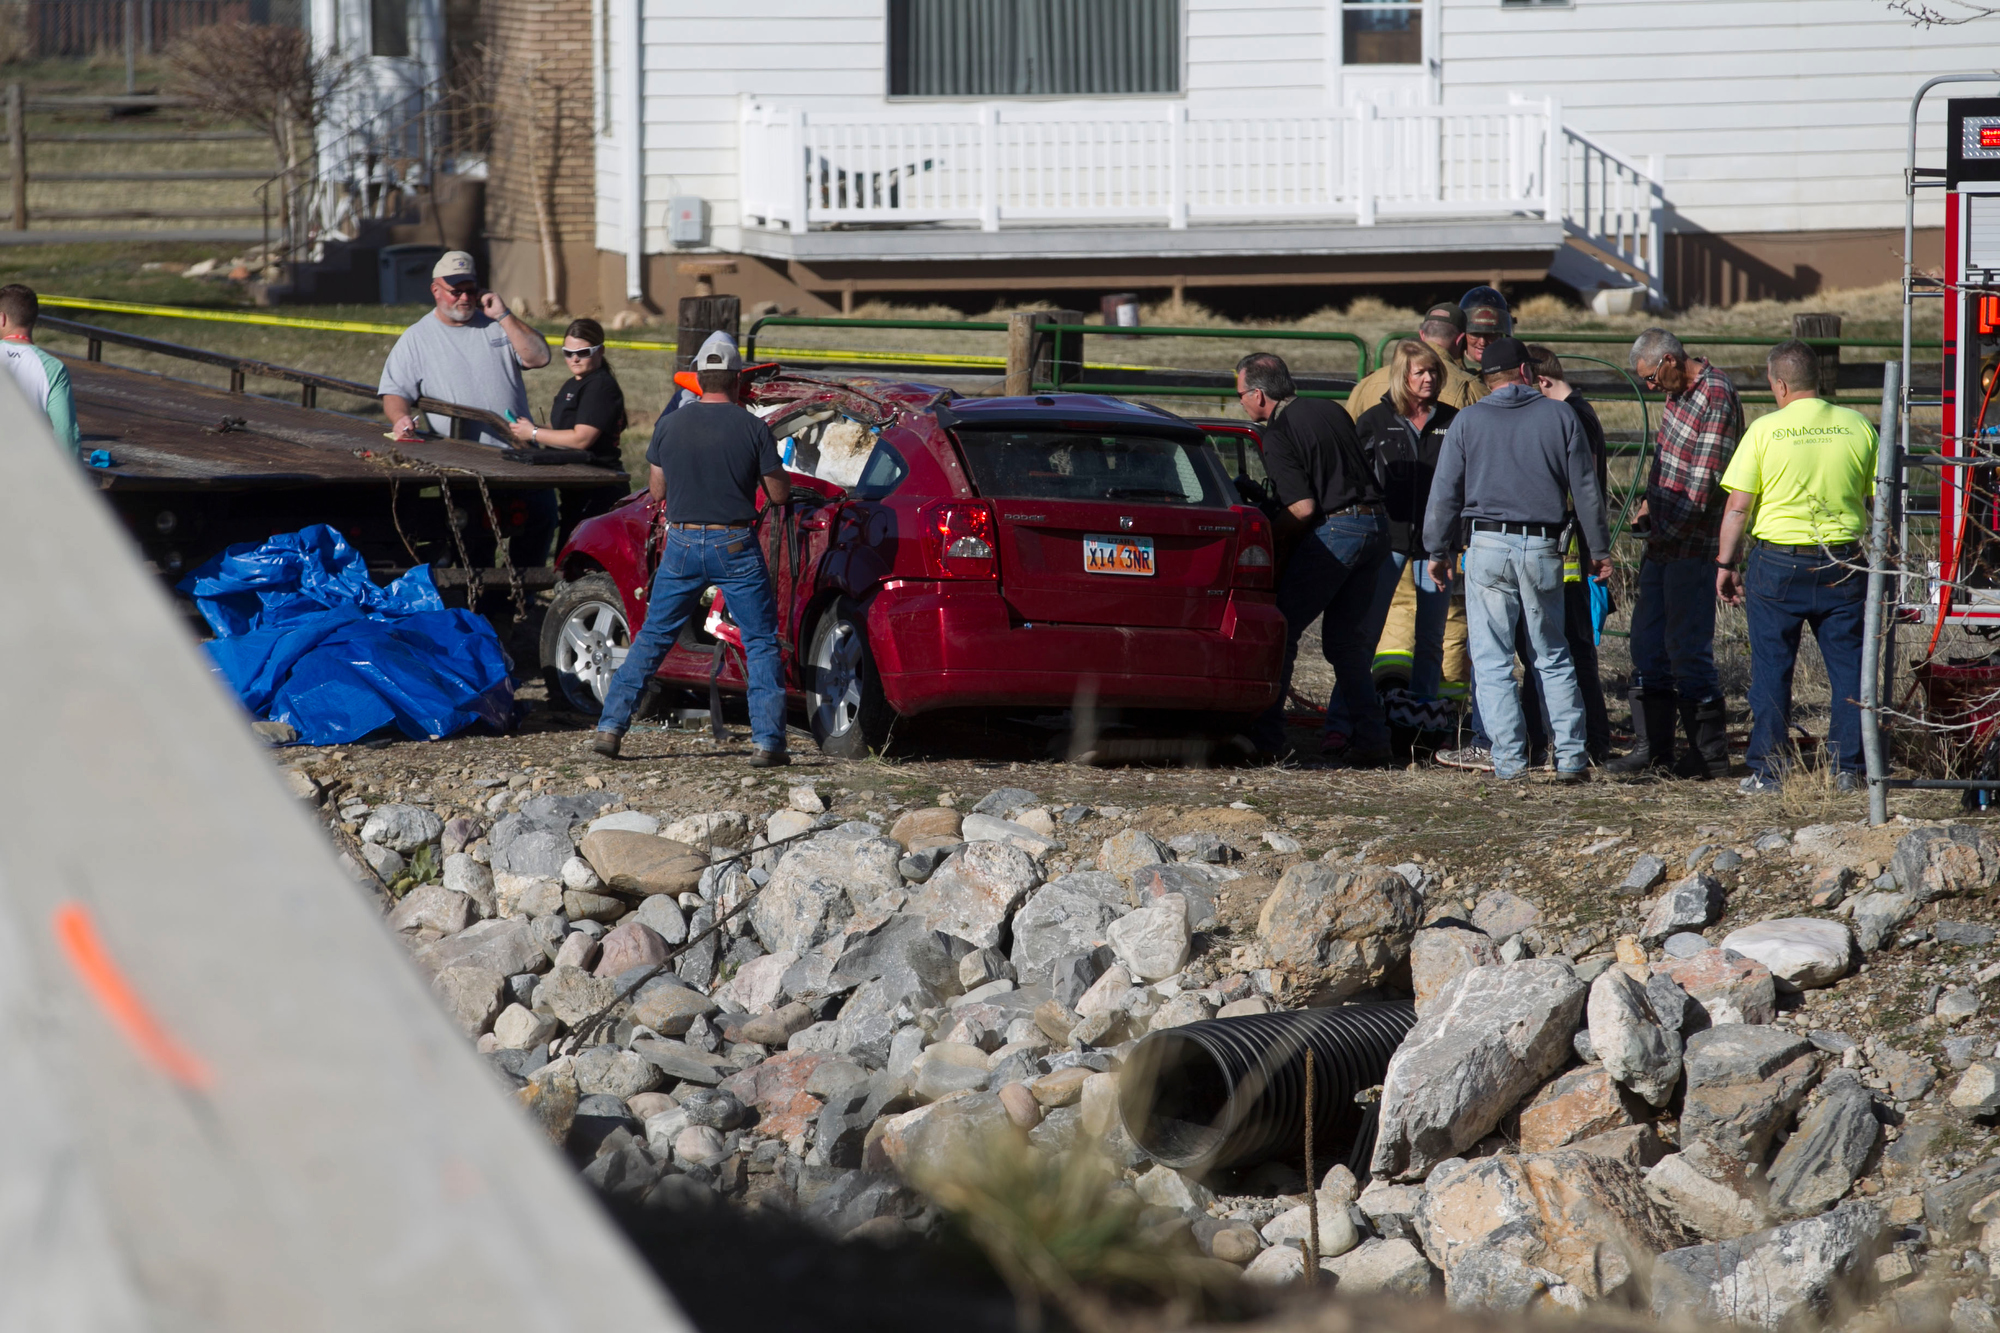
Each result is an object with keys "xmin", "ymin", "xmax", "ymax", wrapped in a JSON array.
[
  {"xmin": 927, "ymin": 501, "xmax": 999, "ymax": 579},
  {"xmin": 1234, "ymin": 508, "xmax": 1274, "ymax": 588}
]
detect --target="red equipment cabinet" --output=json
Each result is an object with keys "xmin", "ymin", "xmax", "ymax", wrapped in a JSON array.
[{"xmin": 1935, "ymin": 98, "xmax": 2000, "ymax": 624}]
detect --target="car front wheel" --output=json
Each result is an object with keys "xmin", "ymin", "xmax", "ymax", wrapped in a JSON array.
[
  {"xmin": 542, "ymin": 571, "xmax": 631, "ymax": 714},
  {"xmin": 806, "ymin": 600, "xmax": 892, "ymax": 758}
]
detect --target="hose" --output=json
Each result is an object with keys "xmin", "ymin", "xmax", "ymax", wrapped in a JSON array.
[{"xmin": 1116, "ymin": 1002, "xmax": 1416, "ymax": 1178}]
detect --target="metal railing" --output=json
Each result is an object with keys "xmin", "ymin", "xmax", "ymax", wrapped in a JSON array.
[{"xmin": 1556, "ymin": 121, "xmax": 1664, "ymax": 302}]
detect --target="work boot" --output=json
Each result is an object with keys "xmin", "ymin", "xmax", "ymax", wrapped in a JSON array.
[
  {"xmin": 748, "ymin": 748, "xmax": 791, "ymax": 769},
  {"xmin": 1672, "ymin": 697, "xmax": 1731, "ymax": 780},
  {"xmin": 591, "ymin": 731, "xmax": 622, "ymax": 758},
  {"xmin": 1606, "ymin": 688, "xmax": 1676, "ymax": 775}
]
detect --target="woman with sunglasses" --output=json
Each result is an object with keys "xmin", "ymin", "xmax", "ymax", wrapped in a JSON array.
[{"xmin": 509, "ymin": 317, "xmax": 628, "ymax": 462}]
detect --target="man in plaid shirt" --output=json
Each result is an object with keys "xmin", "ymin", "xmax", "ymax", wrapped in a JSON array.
[{"xmin": 1608, "ymin": 329, "xmax": 1744, "ymax": 780}]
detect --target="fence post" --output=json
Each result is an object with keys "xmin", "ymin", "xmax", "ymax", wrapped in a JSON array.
[
  {"xmin": 1355, "ymin": 102, "xmax": 1376, "ymax": 227},
  {"xmin": 1005, "ymin": 311, "xmax": 1034, "ymax": 396},
  {"xmin": 8, "ymin": 83, "xmax": 24, "ymax": 232},
  {"xmin": 1166, "ymin": 103, "xmax": 1186, "ymax": 230},
  {"xmin": 979, "ymin": 104, "xmax": 998, "ymax": 232},
  {"xmin": 123, "ymin": 0, "xmax": 135, "ymax": 95},
  {"xmin": 1794, "ymin": 312, "xmax": 1841, "ymax": 400},
  {"xmin": 1862, "ymin": 358, "xmax": 1901, "ymax": 826}
]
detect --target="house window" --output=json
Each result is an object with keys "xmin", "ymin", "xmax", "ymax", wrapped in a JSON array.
[
  {"xmin": 888, "ymin": 0, "xmax": 1181, "ymax": 98},
  {"xmin": 1342, "ymin": 0, "xmax": 1421, "ymax": 65},
  {"xmin": 370, "ymin": 0, "xmax": 409, "ymax": 56}
]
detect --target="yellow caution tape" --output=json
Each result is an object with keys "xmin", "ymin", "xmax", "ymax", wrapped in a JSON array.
[{"xmin": 38, "ymin": 294, "xmax": 1153, "ymax": 373}]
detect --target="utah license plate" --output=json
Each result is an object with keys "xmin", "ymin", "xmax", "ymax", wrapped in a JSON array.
[{"xmin": 1083, "ymin": 534, "xmax": 1155, "ymax": 576}]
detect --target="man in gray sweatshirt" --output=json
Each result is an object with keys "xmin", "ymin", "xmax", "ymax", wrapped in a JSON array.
[{"xmin": 1424, "ymin": 337, "xmax": 1613, "ymax": 781}]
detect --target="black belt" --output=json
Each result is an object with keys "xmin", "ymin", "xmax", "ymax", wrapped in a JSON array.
[
  {"xmin": 1327, "ymin": 502, "xmax": 1382, "ymax": 517},
  {"xmin": 1470, "ymin": 519, "xmax": 1565, "ymax": 537},
  {"xmin": 1756, "ymin": 539, "xmax": 1860, "ymax": 556}
]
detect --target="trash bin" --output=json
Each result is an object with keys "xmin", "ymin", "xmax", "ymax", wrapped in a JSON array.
[{"xmin": 379, "ymin": 244, "xmax": 447, "ymax": 305}]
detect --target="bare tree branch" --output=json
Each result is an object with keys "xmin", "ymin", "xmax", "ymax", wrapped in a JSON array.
[{"xmin": 1886, "ymin": 0, "xmax": 2000, "ymax": 24}]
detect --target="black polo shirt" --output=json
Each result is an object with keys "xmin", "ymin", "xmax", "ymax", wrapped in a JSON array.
[
  {"xmin": 1260, "ymin": 396, "xmax": 1379, "ymax": 518},
  {"xmin": 549, "ymin": 366, "xmax": 626, "ymax": 462}
]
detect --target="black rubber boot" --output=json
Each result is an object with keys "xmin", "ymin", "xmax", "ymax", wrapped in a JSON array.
[
  {"xmin": 1606, "ymin": 688, "xmax": 1676, "ymax": 774},
  {"xmin": 1673, "ymin": 697, "xmax": 1731, "ymax": 780}
]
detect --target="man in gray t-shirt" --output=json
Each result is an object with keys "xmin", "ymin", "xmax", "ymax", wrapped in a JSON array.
[{"xmin": 377, "ymin": 251, "xmax": 551, "ymax": 446}]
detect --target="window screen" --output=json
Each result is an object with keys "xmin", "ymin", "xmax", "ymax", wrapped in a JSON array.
[
  {"xmin": 888, "ymin": 0, "xmax": 1180, "ymax": 97},
  {"xmin": 371, "ymin": 0, "xmax": 409, "ymax": 56},
  {"xmin": 1342, "ymin": 0, "xmax": 1420, "ymax": 65}
]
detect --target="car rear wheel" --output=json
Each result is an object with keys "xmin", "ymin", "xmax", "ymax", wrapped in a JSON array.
[
  {"xmin": 542, "ymin": 571, "xmax": 631, "ymax": 715},
  {"xmin": 806, "ymin": 601, "xmax": 892, "ymax": 758}
]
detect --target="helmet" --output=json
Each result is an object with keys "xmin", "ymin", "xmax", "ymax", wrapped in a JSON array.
[{"xmin": 1459, "ymin": 286, "xmax": 1513, "ymax": 336}]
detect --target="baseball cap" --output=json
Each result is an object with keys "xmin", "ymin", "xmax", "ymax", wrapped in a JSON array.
[
  {"xmin": 1422, "ymin": 302, "xmax": 1467, "ymax": 332},
  {"xmin": 432, "ymin": 250, "xmax": 478, "ymax": 282},
  {"xmin": 693, "ymin": 330, "xmax": 743, "ymax": 372},
  {"xmin": 1479, "ymin": 337, "xmax": 1531, "ymax": 373}
]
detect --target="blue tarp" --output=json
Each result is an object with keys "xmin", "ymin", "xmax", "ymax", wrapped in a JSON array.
[{"xmin": 179, "ymin": 525, "xmax": 515, "ymax": 745}]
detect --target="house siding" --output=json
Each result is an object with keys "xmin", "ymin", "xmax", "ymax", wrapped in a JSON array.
[{"xmin": 1439, "ymin": 0, "xmax": 2000, "ymax": 235}]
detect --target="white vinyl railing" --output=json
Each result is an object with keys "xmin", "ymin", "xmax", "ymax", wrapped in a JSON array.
[
  {"xmin": 740, "ymin": 96, "xmax": 1664, "ymax": 298},
  {"xmin": 742, "ymin": 97, "xmax": 1558, "ymax": 233},
  {"xmin": 1555, "ymin": 119, "xmax": 1665, "ymax": 303}
]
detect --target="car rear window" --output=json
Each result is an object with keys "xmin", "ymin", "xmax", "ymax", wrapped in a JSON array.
[{"xmin": 952, "ymin": 428, "xmax": 1234, "ymax": 507}]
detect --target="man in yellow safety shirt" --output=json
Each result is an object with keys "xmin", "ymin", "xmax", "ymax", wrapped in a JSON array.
[{"xmin": 1715, "ymin": 339, "xmax": 1877, "ymax": 794}]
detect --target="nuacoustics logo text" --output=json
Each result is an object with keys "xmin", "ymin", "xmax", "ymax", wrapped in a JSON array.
[{"xmin": 1769, "ymin": 426, "xmax": 1859, "ymax": 441}]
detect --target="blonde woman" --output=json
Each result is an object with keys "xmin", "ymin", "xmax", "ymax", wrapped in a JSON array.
[{"xmin": 1323, "ymin": 339, "xmax": 1459, "ymax": 751}]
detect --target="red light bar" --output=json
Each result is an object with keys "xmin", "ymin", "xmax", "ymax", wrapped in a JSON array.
[{"xmin": 1980, "ymin": 125, "xmax": 2000, "ymax": 149}]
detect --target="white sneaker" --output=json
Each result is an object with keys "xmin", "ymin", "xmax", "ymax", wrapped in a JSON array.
[{"xmin": 1434, "ymin": 745, "xmax": 1495, "ymax": 772}]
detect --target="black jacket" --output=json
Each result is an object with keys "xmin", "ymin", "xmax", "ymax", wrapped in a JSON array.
[
  {"xmin": 1355, "ymin": 394, "xmax": 1458, "ymax": 556},
  {"xmin": 1260, "ymin": 396, "xmax": 1379, "ymax": 518}
]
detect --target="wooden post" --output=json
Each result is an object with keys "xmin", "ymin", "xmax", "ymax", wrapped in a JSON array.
[
  {"xmin": 674, "ymin": 295, "xmax": 741, "ymax": 373},
  {"xmin": 1303, "ymin": 1046, "xmax": 1319, "ymax": 1286},
  {"xmin": 1794, "ymin": 312, "xmax": 1841, "ymax": 400},
  {"xmin": 8, "ymin": 83, "xmax": 24, "ymax": 232},
  {"xmin": 1005, "ymin": 311, "xmax": 1034, "ymax": 396}
]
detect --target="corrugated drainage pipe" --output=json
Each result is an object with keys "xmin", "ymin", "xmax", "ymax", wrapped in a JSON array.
[{"xmin": 1117, "ymin": 1002, "xmax": 1417, "ymax": 1178}]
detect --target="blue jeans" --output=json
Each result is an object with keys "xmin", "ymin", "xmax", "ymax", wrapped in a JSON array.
[
  {"xmin": 1472, "ymin": 576, "xmax": 1611, "ymax": 760},
  {"xmin": 1630, "ymin": 555, "xmax": 1720, "ymax": 702},
  {"xmin": 1745, "ymin": 545, "xmax": 1865, "ymax": 778},
  {"xmin": 1323, "ymin": 551, "xmax": 1446, "ymax": 739},
  {"xmin": 1253, "ymin": 512, "xmax": 1390, "ymax": 754},
  {"xmin": 1463, "ymin": 532, "xmax": 1588, "ymax": 778},
  {"xmin": 595, "ymin": 527, "xmax": 788, "ymax": 751}
]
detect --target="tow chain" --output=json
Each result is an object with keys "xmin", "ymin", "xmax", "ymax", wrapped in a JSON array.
[{"xmin": 360, "ymin": 446, "xmax": 529, "ymax": 623}]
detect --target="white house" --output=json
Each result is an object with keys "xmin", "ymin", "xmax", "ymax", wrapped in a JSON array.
[{"xmin": 474, "ymin": 0, "xmax": 2000, "ymax": 315}]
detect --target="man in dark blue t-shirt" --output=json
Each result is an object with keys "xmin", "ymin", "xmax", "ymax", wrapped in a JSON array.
[{"xmin": 592, "ymin": 336, "xmax": 793, "ymax": 766}]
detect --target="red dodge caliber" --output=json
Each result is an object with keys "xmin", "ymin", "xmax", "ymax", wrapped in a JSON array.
[{"xmin": 542, "ymin": 375, "xmax": 1284, "ymax": 756}]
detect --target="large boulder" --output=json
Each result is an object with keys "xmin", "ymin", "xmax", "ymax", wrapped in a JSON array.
[
  {"xmin": 1850, "ymin": 892, "xmax": 1918, "ymax": 953},
  {"xmin": 1470, "ymin": 890, "xmax": 1542, "ymax": 939},
  {"xmin": 1129, "ymin": 863, "xmax": 1223, "ymax": 931},
  {"xmin": 1588, "ymin": 967, "xmax": 1683, "ymax": 1107},
  {"xmin": 361, "ymin": 803, "xmax": 443, "ymax": 853},
  {"xmin": 830, "ymin": 912, "xmax": 961, "ymax": 1010},
  {"xmin": 593, "ymin": 920, "xmax": 671, "ymax": 978},
  {"xmin": 1325, "ymin": 1238, "xmax": 1438, "ymax": 1298},
  {"xmin": 1892, "ymin": 825, "xmax": 2000, "ymax": 903},
  {"xmin": 1256, "ymin": 863, "xmax": 1421, "ymax": 1001},
  {"xmin": 1650, "ymin": 1201, "xmax": 1882, "ymax": 1328},
  {"xmin": 767, "ymin": 832, "xmax": 905, "ymax": 907},
  {"xmin": 1096, "ymin": 828, "xmax": 1167, "ymax": 876},
  {"xmin": 750, "ymin": 869, "xmax": 853, "ymax": 956},
  {"xmin": 1720, "ymin": 919, "xmax": 1854, "ymax": 992},
  {"xmin": 577, "ymin": 830, "xmax": 706, "ymax": 897},
  {"xmin": 1107, "ymin": 899, "xmax": 1192, "ymax": 982},
  {"xmin": 388, "ymin": 882, "xmax": 474, "ymax": 935},
  {"xmin": 1009, "ymin": 879, "xmax": 1121, "ymax": 984},
  {"xmin": 1643, "ymin": 1152, "xmax": 1770, "ymax": 1241},
  {"xmin": 1372, "ymin": 960, "xmax": 1587, "ymax": 1180},
  {"xmin": 660, "ymin": 811, "xmax": 750, "ymax": 852},
  {"xmin": 1765, "ymin": 1073, "xmax": 1880, "ymax": 1219},
  {"xmin": 909, "ymin": 842, "xmax": 1041, "ymax": 950},
  {"xmin": 1679, "ymin": 1025, "xmax": 1821, "ymax": 1180},
  {"xmin": 960, "ymin": 812, "xmax": 1063, "ymax": 861},
  {"xmin": 1415, "ymin": 1149, "xmax": 1686, "ymax": 1305},
  {"xmin": 891, "ymin": 806, "xmax": 962, "ymax": 850},
  {"xmin": 1640, "ymin": 874, "xmax": 1726, "ymax": 944},
  {"xmin": 1659, "ymin": 947, "xmax": 1777, "ymax": 1027},
  {"xmin": 1410, "ymin": 926, "xmax": 1501, "ymax": 1016},
  {"xmin": 411, "ymin": 917, "xmax": 546, "ymax": 979},
  {"xmin": 628, "ymin": 977, "xmax": 717, "ymax": 1037},
  {"xmin": 1518, "ymin": 1065, "xmax": 1645, "ymax": 1153}
]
